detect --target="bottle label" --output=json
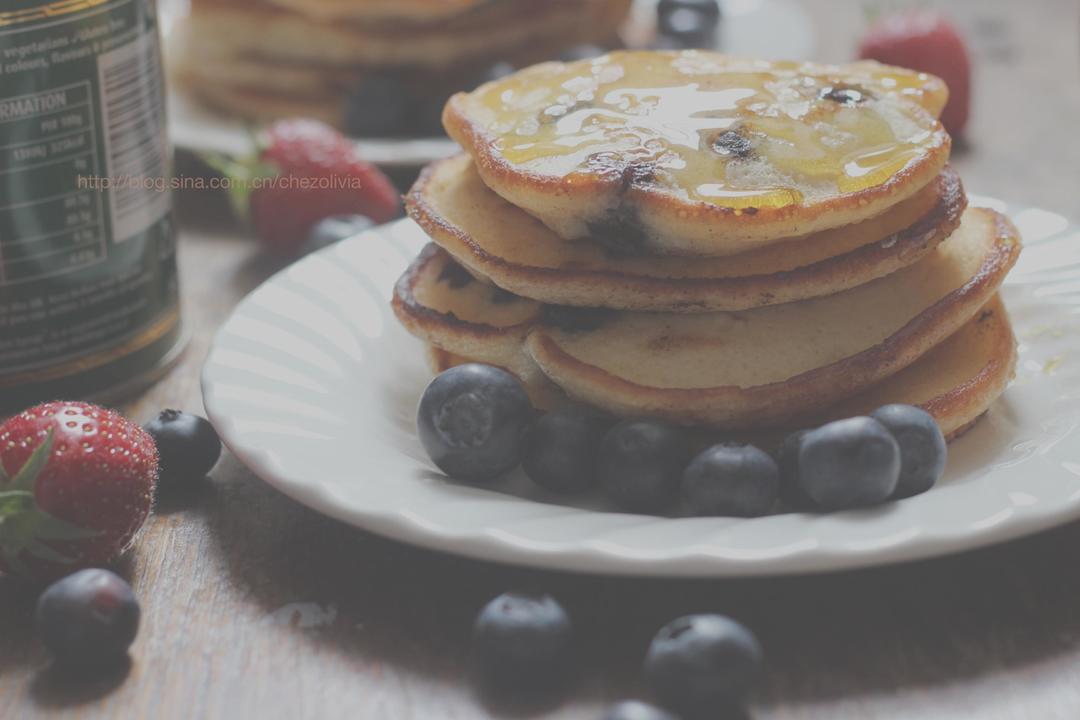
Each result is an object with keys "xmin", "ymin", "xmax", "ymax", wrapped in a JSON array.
[{"xmin": 0, "ymin": 0, "xmax": 180, "ymax": 386}]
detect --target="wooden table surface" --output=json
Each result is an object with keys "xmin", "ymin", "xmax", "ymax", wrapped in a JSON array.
[{"xmin": 2, "ymin": 1, "xmax": 1079, "ymax": 718}]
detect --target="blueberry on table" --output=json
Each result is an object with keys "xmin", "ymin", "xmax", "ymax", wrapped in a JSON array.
[
  {"xmin": 597, "ymin": 419, "xmax": 689, "ymax": 513},
  {"xmin": 603, "ymin": 700, "xmax": 679, "ymax": 720},
  {"xmin": 303, "ymin": 214, "xmax": 374, "ymax": 254},
  {"xmin": 871, "ymin": 404, "xmax": 947, "ymax": 499},
  {"xmin": 36, "ymin": 569, "xmax": 140, "ymax": 669},
  {"xmin": 471, "ymin": 591, "xmax": 574, "ymax": 692},
  {"xmin": 644, "ymin": 614, "xmax": 763, "ymax": 716},
  {"xmin": 798, "ymin": 417, "xmax": 901, "ymax": 511},
  {"xmin": 521, "ymin": 409, "xmax": 610, "ymax": 495},
  {"xmin": 343, "ymin": 74, "xmax": 413, "ymax": 137},
  {"xmin": 417, "ymin": 364, "xmax": 534, "ymax": 482},
  {"xmin": 143, "ymin": 409, "xmax": 222, "ymax": 486},
  {"xmin": 682, "ymin": 443, "xmax": 779, "ymax": 517}
]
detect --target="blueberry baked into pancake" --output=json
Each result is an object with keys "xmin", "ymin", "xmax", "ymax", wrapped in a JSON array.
[{"xmin": 394, "ymin": 50, "xmax": 1023, "ymax": 513}]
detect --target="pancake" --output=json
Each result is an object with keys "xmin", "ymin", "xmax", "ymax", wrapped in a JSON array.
[
  {"xmin": 167, "ymin": 18, "xmax": 357, "ymax": 97},
  {"xmin": 392, "ymin": 244, "xmax": 555, "ymax": 405},
  {"xmin": 394, "ymin": 208, "xmax": 1020, "ymax": 428},
  {"xmin": 423, "ymin": 294, "xmax": 1018, "ymax": 442},
  {"xmin": 528, "ymin": 209, "xmax": 1018, "ymax": 427},
  {"xmin": 444, "ymin": 51, "xmax": 951, "ymax": 256},
  {"xmin": 184, "ymin": 0, "xmax": 630, "ymax": 70},
  {"xmin": 819, "ymin": 295, "xmax": 1017, "ymax": 440},
  {"xmin": 408, "ymin": 154, "xmax": 966, "ymax": 311}
]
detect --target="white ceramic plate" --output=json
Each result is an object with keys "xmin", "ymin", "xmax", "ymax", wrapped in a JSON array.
[
  {"xmin": 201, "ymin": 197, "xmax": 1080, "ymax": 577},
  {"xmin": 161, "ymin": 0, "xmax": 814, "ymax": 168}
]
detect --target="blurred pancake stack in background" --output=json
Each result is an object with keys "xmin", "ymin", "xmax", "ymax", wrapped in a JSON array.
[{"xmin": 168, "ymin": 0, "xmax": 632, "ymax": 136}]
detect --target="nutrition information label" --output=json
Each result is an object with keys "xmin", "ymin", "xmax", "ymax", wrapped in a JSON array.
[{"xmin": 0, "ymin": 81, "xmax": 106, "ymax": 285}]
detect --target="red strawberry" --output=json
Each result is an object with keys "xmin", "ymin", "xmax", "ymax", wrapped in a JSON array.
[
  {"xmin": 207, "ymin": 119, "xmax": 401, "ymax": 255},
  {"xmin": 0, "ymin": 402, "xmax": 157, "ymax": 578},
  {"xmin": 858, "ymin": 10, "xmax": 972, "ymax": 136}
]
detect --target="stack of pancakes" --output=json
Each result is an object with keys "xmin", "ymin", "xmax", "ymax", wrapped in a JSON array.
[
  {"xmin": 393, "ymin": 51, "xmax": 1022, "ymax": 439},
  {"xmin": 169, "ymin": 0, "xmax": 632, "ymax": 128}
]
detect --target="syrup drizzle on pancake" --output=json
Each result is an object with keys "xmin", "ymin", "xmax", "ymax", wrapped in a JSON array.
[{"xmin": 470, "ymin": 51, "xmax": 948, "ymax": 211}]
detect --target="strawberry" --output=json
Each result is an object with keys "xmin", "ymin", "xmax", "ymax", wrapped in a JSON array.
[
  {"xmin": 0, "ymin": 402, "xmax": 157, "ymax": 578},
  {"xmin": 858, "ymin": 10, "xmax": 972, "ymax": 136},
  {"xmin": 206, "ymin": 119, "xmax": 401, "ymax": 255}
]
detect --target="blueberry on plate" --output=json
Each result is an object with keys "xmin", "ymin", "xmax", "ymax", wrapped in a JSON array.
[
  {"xmin": 775, "ymin": 429, "xmax": 816, "ymax": 511},
  {"xmin": 471, "ymin": 591, "xmax": 574, "ymax": 692},
  {"xmin": 303, "ymin": 214, "xmax": 374, "ymax": 254},
  {"xmin": 656, "ymin": 0, "xmax": 721, "ymax": 47},
  {"xmin": 682, "ymin": 443, "xmax": 779, "ymax": 517},
  {"xmin": 603, "ymin": 699, "xmax": 679, "ymax": 720},
  {"xmin": 36, "ymin": 569, "xmax": 140, "ymax": 669},
  {"xmin": 798, "ymin": 416, "xmax": 901, "ymax": 510},
  {"xmin": 521, "ymin": 409, "xmax": 610, "ymax": 494},
  {"xmin": 143, "ymin": 409, "xmax": 222, "ymax": 486},
  {"xmin": 597, "ymin": 419, "xmax": 689, "ymax": 512},
  {"xmin": 870, "ymin": 404, "xmax": 947, "ymax": 499},
  {"xmin": 344, "ymin": 74, "xmax": 413, "ymax": 137},
  {"xmin": 644, "ymin": 614, "xmax": 763, "ymax": 716},
  {"xmin": 417, "ymin": 364, "xmax": 533, "ymax": 482}
]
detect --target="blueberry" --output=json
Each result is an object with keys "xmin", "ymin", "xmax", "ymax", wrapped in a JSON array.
[
  {"xmin": 303, "ymin": 214, "xmax": 374, "ymax": 254},
  {"xmin": 417, "ymin": 364, "xmax": 533, "ymax": 482},
  {"xmin": 820, "ymin": 85, "xmax": 871, "ymax": 105},
  {"xmin": 798, "ymin": 417, "xmax": 901, "ymax": 510},
  {"xmin": 36, "ymin": 569, "xmax": 140, "ymax": 669},
  {"xmin": 775, "ymin": 429, "xmax": 815, "ymax": 510},
  {"xmin": 682, "ymin": 443, "xmax": 778, "ymax": 517},
  {"xmin": 521, "ymin": 409, "xmax": 610, "ymax": 494},
  {"xmin": 657, "ymin": 0, "xmax": 721, "ymax": 48},
  {"xmin": 597, "ymin": 419, "xmax": 688, "ymax": 512},
  {"xmin": 712, "ymin": 129, "xmax": 754, "ymax": 159},
  {"xmin": 558, "ymin": 44, "xmax": 608, "ymax": 62},
  {"xmin": 471, "ymin": 591, "xmax": 573, "ymax": 692},
  {"xmin": 603, "ymin": 700, "xmax": 679, "ymax": 720},
  {"xmin": 143, "ymin": 409, "xmax": 221, "ymax": 486},
  {"xmin": 344, "ymin": 74, "xmax": 412, "ymax": 137},
  {"xmin": 644, "ymin": 614, "xmax": 763, "ymax": 716},
  {"xmin": 870, "ymin": 404, "xmax": 947, "ymax": 499}
]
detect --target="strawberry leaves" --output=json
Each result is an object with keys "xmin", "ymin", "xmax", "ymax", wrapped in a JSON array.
[
  {"xmin": 0, "ymin": 428, "xmax": 98, "ymax": 575},
  {"xmin": 7, "ymin": 426, "xmax": 53, "ymax": 491},
  {"xmin": 198, "ymin": 149, "xmax": 279, "ymax": 226}
]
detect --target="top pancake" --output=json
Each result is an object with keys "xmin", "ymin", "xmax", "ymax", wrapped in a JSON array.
[{"xmin": 444, "ymin": 51, "xmax": 951, "ymax": 255}]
